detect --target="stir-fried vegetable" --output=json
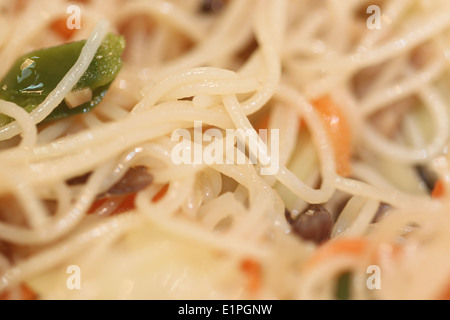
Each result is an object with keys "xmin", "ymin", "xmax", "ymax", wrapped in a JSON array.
[
  {"xmin": 312, "ymin": 95, "xmax": 353, "ymax": 177},
  {"xmin": 0, "ymin": 33, "xmax": 125, "ymax": 126},
  {"xmin": 432, "ymin": 179, "xmax": 445, "ymax": 199},
  {"xmin": 240, "ymin": 258, "xmax": 262, "ymax": 294},
  {"xmin": 335, "ymin": 271, "xmax": 352, "ymax": 300},
  {"xmin": 69, "ymin": 166, "xmax": 154, "ymax": 216},
  {"xmin": 305, "ymin": 238, "xmax": 368, "ymax": 300},
  {"xmin": 306, "ymin": 238, "xmax": 369, "ymax": 267},
  {"xmin": 0, "ymin": 284, "xmax": 36, "ymax": 300},
  {"xmin": 285, "ymin": 205, "xmax": 333, "ymax": 245}
]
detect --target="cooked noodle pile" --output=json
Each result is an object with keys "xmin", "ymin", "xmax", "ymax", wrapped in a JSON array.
[{"xmin": 1, "ymin": 0, "xmax": 450, "ymax": 299}]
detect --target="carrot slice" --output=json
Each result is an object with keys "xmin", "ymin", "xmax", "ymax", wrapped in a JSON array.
[
  {"xmin": 432, "ymin": 180, "xmax": 445, "ymax": 199},
  {"xmin": 0, "ymin": 284, "xmax": 37, "ymax": 300},
  {"xmin": 306, "ymin": 237, "xmax": 402, "ymax": 272},
  {"xmin": 240, "ymin": 258, "xmax": 262, "ymax": 293},
  {"xmin": 50, "ymin": 18, "xmax": 76, "ymax": 40},
  {"xmin": 152, "ymin": 184, "xmax": 169, "ymax": 203},
  {"xmin": 88, "ymin": 193, "xmax": 136, "ymax": 216},
  {"xmin": 87, "ymin": 184, "xmax": 169, "ymax": 216},
  {"xmin": 111, "ymin": 193, "xmax": 137, "ymax": 215},
  {"xmin": 438, "ymin": 283, "xmax": 450, "ymax": 300},
  {"xmin": 256, "ymin": 114, "xmax": 270, "ymax": 132},
  {"xmin": 306, "ymin": 238, "xmax": 368, "ymax": 269},
  {"xmin": 312, "ymin": 96, "xmax": 352, "ymax": 177}
]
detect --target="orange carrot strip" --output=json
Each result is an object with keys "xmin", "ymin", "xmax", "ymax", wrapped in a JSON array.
[
  {"xmin": 438, "ymin": 283, "xmax": 450, "ymax": 300},
  {"xmin": 87, "ymin": 183, "xmax": 169, "ymax": 216},
  {"xmin": 111, "ymin": 193, "xmax": 137, "ymax": 215},
  {"xmin": 87, "ymin": 198, "xmax": 107, "ymax": 214},
  {"xmin": 0, "ymin": 284, "xmax": 37, "ymax": 300},
  {"xmin": 312, "ymin": 95, "xmax": 352, "ymax": 177},
  {"xmin": 432, "ymin": 180, "xmax": 445, "ymax": 199},
  {"xmin": 306, "ymin": 238, "xmax": 369, "ymax": 269},
  {"xmin": 152, "ymin": 184, "xmax": 169, "ymax": 203},
  {"xmin": 240, "ymin": 258, "xmax": 262, "ymax": 293},
  {"xmin": 50, "ymin": 18, "xmax": 76, "ymax": 40},
  {"xmin": 88, "ymin": 193, "xmax": 136, "ymax": 216},
  {"xmin": 257, "ymin": 114, "xmax": 270, "ymax": 132}
]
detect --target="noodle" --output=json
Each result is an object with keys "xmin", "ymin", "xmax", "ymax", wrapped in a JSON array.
[{"xmin": 1, "ymin": 0, "xmax": 450, "ymax": 300}]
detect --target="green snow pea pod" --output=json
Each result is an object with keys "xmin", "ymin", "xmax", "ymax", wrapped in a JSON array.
[{"xmin": 0, "ymin": 33, "xmax": 125, "ymax": 126}]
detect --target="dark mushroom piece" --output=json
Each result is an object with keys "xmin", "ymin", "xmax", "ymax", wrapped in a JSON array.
[
  {"xmin": 285, "ymin": 204, "xmax": 333, "ymax": 245},
  {"xmin": 200, "ymin": 0, "xmax": 227, "ymax": 14},
  {"xmin": 107, "ymin": 166, "xmax": 153, "ymax": 195}
]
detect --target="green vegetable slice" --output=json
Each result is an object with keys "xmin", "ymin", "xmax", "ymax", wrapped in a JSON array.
[
  {"xmin": 0, "ymin": 32, "xmax": 125, "ymax": 126},
  {"xmin": 336, "ymin": 271, "xmax": 352, "ymax": 300}
]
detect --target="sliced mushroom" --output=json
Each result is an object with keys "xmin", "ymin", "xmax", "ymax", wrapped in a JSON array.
[
  {"xmin": 285, "ymin": 204, "xmax": 333, "ymax": 244},
  {"xmin": 107, "ymin": 166, "xmax": 153, "ymax": 195}
]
